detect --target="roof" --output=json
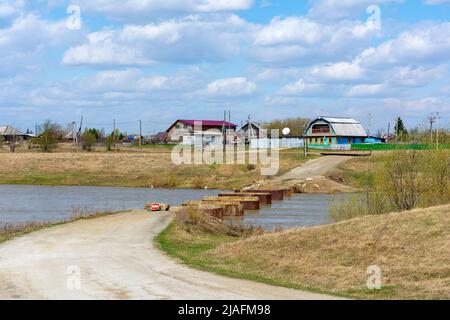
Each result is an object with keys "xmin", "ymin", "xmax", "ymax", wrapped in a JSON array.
[
  {"xmin": 307, "ymin": 117, "xmax": 367, "ymax": 137},
  {"xmin": 155, "ymin": 132, "xmax": 168, "ymax": 138},
  {"xmin": 166, "ymin": 119, "xmax": 237, "ymax": 132},
  {"xmin": 239, "ymin": 122, "xmax": 262, "ymax": 131},
  {"xmin": 178, "ymin": 120, "xmax": 237, "ymax": 127},
  {"xmin": 0, "ymin": 126, "xmax": 24, "ymax": 136}
]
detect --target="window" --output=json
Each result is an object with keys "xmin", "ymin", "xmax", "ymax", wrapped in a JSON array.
[
  {"xmin": 312, "ymin": 124, "xmax": 331, "ymax": 134},
  {"xmin": 328, "ymin": 138, "xmax": 332, "ymax": 144}
]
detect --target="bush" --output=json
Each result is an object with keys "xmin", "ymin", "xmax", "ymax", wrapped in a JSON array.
[
  {"xmin": 330, "ymin": 149, "xmax": 450, "ymax": 222},
  {"xmin": 38, "ymin": 120, "xmax": 60, "ymax": 153},
  {"xmin": 81, "ymin": 130, "xmax": 97, "ymax": 151}
]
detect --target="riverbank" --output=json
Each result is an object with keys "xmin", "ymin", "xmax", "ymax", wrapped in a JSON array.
[
  {"xmin": 157, "ymin": 204, "xmax": 450, "ymax": 300},
  {"xmin": 0, "ymin": 149, "xmax": 311, "ymax": 190},
  {"xmin": 0, "ymin": 209, "xmax": 123, "ymax": 244}
]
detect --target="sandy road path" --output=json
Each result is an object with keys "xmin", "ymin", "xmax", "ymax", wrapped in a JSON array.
[
  {"xmin": 248, "ymin": 155, "xmax": 354, "ymax": 191},
  {"xmin": 0, "ymin": 211, "xmax": 337, "ymax": 300},
  {"xmin": 273, "ymin": 155, "xmax": 352, "ymax": 183}
]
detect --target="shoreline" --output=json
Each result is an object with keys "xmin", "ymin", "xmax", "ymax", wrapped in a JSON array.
[{"xmin": 0, "ymin": 209, "xmax": 128, "ymax": 244}]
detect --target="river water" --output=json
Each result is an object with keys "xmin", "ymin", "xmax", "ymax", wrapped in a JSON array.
[{"xmin": 0, "ymin": 185, "xmax": 340, "ymax": 229}]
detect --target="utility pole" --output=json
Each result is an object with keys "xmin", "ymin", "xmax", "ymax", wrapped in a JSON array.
[
  {"xmin": 303, "ymin": 124, "xmax": 307, "ymax": 157},
  {"xmin": 139, "ymin": 120, "xmax": 142, "ymax": 146},
  {"xmin": 113, "ymin": 119, "xmax": 116, "ymax": 150},
  {"xmin": 436, "ymin": 112, "xmax": 440, "ymax": 149},
  {"xmin": 72, "ymin": 122, "xmax": 77, "ymax": 148},
  {"xmin": 368, "ymin": 113, "xmax": 372, "ymax": 136},
  {"xmin": 395, "ymin": 117, "xmax": 398, "ymax": 144},
  {"xmin": 222, "ymin": 110, "xmax": 226, "ymax": 145},
  {"xmin": 428, "ymin": 113, "xmax": 436, "ymax": 146}
]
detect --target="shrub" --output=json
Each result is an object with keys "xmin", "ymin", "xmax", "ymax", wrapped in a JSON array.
[
  {"xmin": 330, "ymin": 149, "xmax": 450, "ymax": 222},
  {"xmin": 81, "ymin": 130, "xmax": 97, "ymax": 151},
  {"xmin": 38, "ymin": 120, "xmax": 60, "ymax": 153}
]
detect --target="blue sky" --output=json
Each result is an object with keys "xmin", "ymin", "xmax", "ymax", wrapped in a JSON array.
[{"xmin": 1, "ymin": 0, "xmax": 450, "ymax": 135}]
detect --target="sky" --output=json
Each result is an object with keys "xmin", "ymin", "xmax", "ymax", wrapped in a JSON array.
[{"xmin": 1, "ymin": 0, "xmax": 450, "ymax": 135}]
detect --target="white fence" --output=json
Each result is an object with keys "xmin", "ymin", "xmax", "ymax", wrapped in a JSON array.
[{"xmin": 250, "ymin": 138, "xmax": 304, "ymax": 149}]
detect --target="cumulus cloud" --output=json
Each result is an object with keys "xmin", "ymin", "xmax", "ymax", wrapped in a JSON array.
[
  {"xmin": 308, "ymin": 0, "xmax": 403, "ymax": 19},
  {"xmin": 346, "ymin": 84, "xmax": 391, "ymax": 97},
  {"xmin": 63, "ymin": 14, "xmax": 253, "ymax": 66},
  {"xmin": 251, "ymin": 17, "xmax": 379, "ymax": 65},
  {"xmin": 309, "ymin": 61, "xmax": 366, "ymax": 82},
  {"xmin": 0, "ymin": 14, "xmax": 84, "ymax": 77},
  {"xmin": 72, "ymin": 0, "xmax": 254, "ymax": 21},
  {"xmin": 206, "ymin": 77, "xmax": 256, "ymax": 97},
  {"xmin": 279, "ymin": 79, "xmax": 329, "ymax": 96},
  {"xmin": 359, "ymin": 22, "xmax": 450, "ymax": 68}
]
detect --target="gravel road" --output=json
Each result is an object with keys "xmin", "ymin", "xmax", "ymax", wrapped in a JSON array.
[{"xmin": 0, "ymin": 211, "xmax": 337, "ymax": 300}]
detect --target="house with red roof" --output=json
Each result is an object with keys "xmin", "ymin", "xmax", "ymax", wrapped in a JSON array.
[{"xmin": 165, "ymin": 119, "xmax": 237, "ymax": 144}]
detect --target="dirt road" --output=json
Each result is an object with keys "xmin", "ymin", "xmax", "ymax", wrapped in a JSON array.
[
  {"xmin": 273, "ymin": 155, "xmax": 352, "ymax": 182},
  {"xmin": 249, "ymin": 155, "xmax": 355, "ymax": 192},
  {"xmin": 0, "ymin": 211, "xmax": 337, "ymax": 300}
]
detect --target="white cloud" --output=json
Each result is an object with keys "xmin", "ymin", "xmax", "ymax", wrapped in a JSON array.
[
  {"xmin": 63, "ymin": 15, "xmax": 252, "ymax": 66},
  {"xmin": 280, "ymin": 79, "xmax": 328, "ymax": 96},
  {"xmin": 0, "ymin": 14, "xmax": 84, "ymax": 77},
  {"xmin": 310, "ymin": 61, "xmax": 366, "ymax": 82},
  {"xmin": 308, "ymin": 0, "xmax": 403, "ymax": 19},
  {"xmin": 74, "ymin": 0, "xmax": 254, "ymax": 21},
  {"xmin": 359, "ymin": 22, "xmax": 450, "ymax": 68},
  {"xmin": 384, "ymin": 97, "xmax": 450, "ymax": 114},
  {"xmin": 251, "ymin": 17, "xmax": 378, "ymax": 65},
  {"xmin": 346, "ymin": 83, "xmax": 391, "ymax": 97},
  {"xmin": 253, "ymin": 67, "xmax": 301, "ymax": 82},
  {"xmin": 386, "ymin": 65, "xmax": 446, "ymax": 87},
  {"xmin": 206, "ymin": 77, "xmax": 256, "ymax": 97}
]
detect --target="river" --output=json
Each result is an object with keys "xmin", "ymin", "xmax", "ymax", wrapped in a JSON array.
[{"xmin": 0, "ymin": 185, "xmax": 340, "ymax": 229}]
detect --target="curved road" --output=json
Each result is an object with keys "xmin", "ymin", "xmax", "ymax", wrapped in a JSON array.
[{"xmin": 0, "ymin": 211, "xmax": 336, "ymax": 300}]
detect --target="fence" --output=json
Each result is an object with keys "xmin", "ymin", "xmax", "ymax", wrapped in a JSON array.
[{"xmin": 250, "ymin": 138, "xmax": 304, "ymax": 149}]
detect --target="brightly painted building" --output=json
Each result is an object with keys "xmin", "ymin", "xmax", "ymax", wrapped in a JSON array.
[{"xmin": 305, "ymin": 117, "xmax": 368, "ymax": 149}]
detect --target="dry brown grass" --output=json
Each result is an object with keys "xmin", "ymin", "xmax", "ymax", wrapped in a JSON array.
[
  {"xmin": 0, "ymin": 147, "xmax": 307, "ymax": 189},
  {"xmin": 159, "ymin": 204, "xmax": 450, "ymax": 299}
]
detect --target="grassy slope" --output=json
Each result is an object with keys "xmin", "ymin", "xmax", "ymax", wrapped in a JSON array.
[
  {"xmin": 0, "ymin": 149, "xmax": 308, "ymax": 189},
  {"xmin": 157, "ymin": 205, "xmax": 450, "ymax": 299}
]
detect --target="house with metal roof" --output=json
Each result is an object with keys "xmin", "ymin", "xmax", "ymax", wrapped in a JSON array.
[
  {"xmin": 236, "ymin": 121, "xmax": 262, "ymax": 144},
  {"xmin": 166, "ymin": 119, "xmax": 237, "ymax": 144},
  {"xmin": 305, "ymin": 117, "xmax": 370, "ymax": 148},
  {"xmin": 0, "ymin": 125, "xmax": 32, "ymax": 142}
]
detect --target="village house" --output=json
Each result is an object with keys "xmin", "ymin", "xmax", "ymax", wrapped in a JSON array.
[
  {"xmin": 165, "ymin": 119, "xmax": 237, "ymax": 145},
  {"xmin": 236, "ymin": 122, "xmax": 262, "ymax": 144},
  {"xmin": 0, "ymin": 125, "xmax": 33, "ymax": 142},
  {"xmin": 305, "ymin": 117, "xmax": 379, "ymax": 148}
]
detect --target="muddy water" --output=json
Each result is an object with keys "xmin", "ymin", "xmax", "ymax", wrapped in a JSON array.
[
  {"xmin": 225, "ymin": 194, "xmax": 344, "ymax": 231},
  {"xmin": 0, "ymin": 185, "xmax": 341, "ymax": 229},
  {"xmin": 0, "ymin": 185, "xmax": 221, "ymax": 223}
]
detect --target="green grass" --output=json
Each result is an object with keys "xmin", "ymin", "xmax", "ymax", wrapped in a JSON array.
[
  {"xmin": 156, "ymin": 205, "xmax": 450, "ymax": 300},
  {"xmin": 351, "ymin": 143, "xmax": 450, "ymax": 151},
  {"xmin": 155, "ymin": 222, "xmax": 346, "ymax": 299}
]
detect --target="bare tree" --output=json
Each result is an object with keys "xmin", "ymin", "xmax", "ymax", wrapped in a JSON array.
[{"xmin": 385, "ymin": 150, "xmax": 421, "ymax": 210}]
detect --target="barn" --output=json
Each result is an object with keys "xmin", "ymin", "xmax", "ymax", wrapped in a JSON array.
[{"xmin": 305, "ymin": 117, "xmax": 368, "ymax": 148}]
